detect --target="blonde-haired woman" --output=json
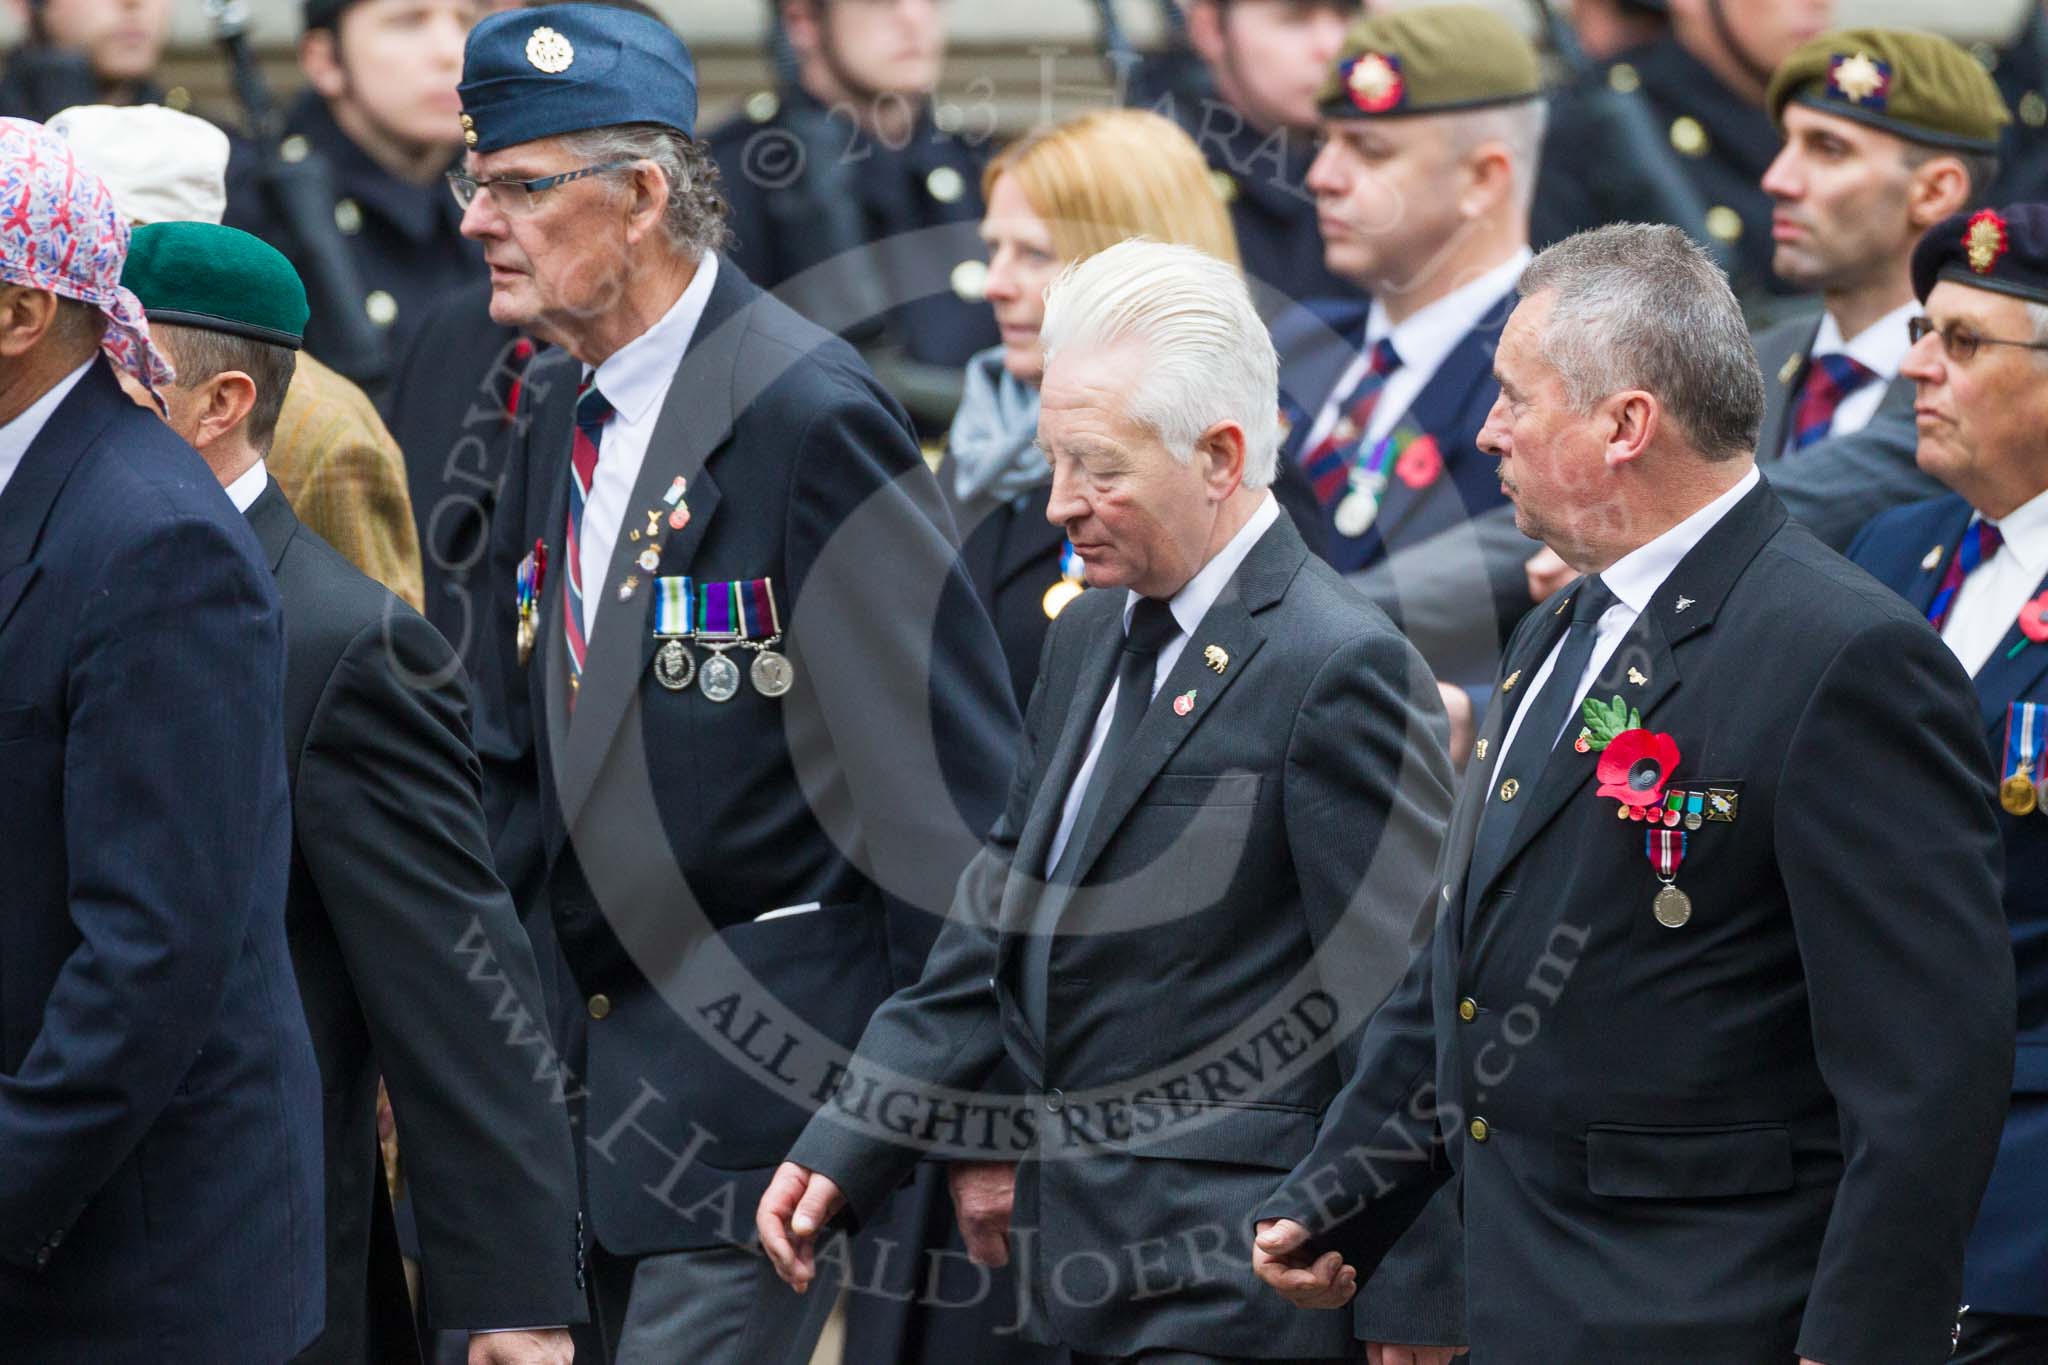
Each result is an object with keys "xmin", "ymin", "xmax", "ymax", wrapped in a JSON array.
[{"xmin": 944, "ymin": 108, "xmax": 1241, "ymax": 704}]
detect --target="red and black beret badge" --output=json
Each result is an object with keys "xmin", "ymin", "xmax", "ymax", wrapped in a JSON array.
[
  {"xmin": 1344, "ymin": 52, "xmax": 1406, "ymax": 115},
  {"xmin": 1965, "ymin": 208, "xmax": 2011, "ymax": 276}
]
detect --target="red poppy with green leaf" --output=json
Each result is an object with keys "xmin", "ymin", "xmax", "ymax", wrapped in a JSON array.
[{"xmin": 1578, "ymin": 695, "xmax": 1681, "ymax": 809}]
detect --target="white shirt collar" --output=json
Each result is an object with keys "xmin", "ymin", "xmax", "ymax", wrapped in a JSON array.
[
  {"xmin": 1365, "ymin": 246, "xmax": 1533, "ymax": 375},
  {"xmin": 0, "ymin": 359, "xmax": 93, "ymax": 502},
  {"xmin": 588, "ymin": 253, "xmax": 720, "ymax": 424},
  {"xmin": 1125, "ymin": 492, "xmax": 1280, "ymax": 637},
  {"xmin": 1811, "ymin": 299, "xmax": 1917, "ymax": 382},
  {"xmin": 1988, "ymin": 483, "xmax": 2048, "ymax": 578},
  {"xmin": 1598, "ymin": 465, "xmax": 1761, "ymax": 615},
  {"xmin": 224, "ymin": 458, "xmax": 269, "ymax": 514}
]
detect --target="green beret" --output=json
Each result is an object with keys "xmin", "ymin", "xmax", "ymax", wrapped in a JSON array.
[
  {"xmin": 1318, "ymin": 4, "xmax": 1541, "ymax": 122},
  {"xmin": 1767, "ymin": 28, "xmax": 2010, "ymax": 154},
  {"xmin": 120, "ymin": 223, "xmax": 307, "ymax": 351}
]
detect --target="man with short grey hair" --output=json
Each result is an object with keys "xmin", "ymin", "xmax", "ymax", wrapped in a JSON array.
[
  {"xmin": 457, "ymin": 7, "xmax": 1021, "ymax": 1364},
  {"xmin": 759, "ymin": 238, "xmax": 1463, "ymax": 1364},
  {"xmin": 1255, "ymin": 222, "xmax": 2014, "ymax": 1365}
]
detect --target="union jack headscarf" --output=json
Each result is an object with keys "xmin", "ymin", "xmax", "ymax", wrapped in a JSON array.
[{"xmin": 0, "ymin": 117, "xmax": 172, "ymax": 400}]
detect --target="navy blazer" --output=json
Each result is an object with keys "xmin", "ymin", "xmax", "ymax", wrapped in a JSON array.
[
  {"xmin": 0, "ymin": 360, "xmax": 325, "ymax": 1360},
  {"xmin": 1274, "ymin": 293, "xmax": 1515, "ymax": 684},
  {"xmin": 1849, "ymin": 493, "xmax": 2048, "ymax": 1316},
  {"xmin": 1268, "ymin": 482, "xmax": 2011, "ymax": 1365},
  {"xmin": 475, "ymin": 260, "xmax": 1019, "ymax": 1257}
]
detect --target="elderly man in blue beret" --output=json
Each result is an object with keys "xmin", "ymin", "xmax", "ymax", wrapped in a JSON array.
[{"xmin": 454, "ymin": 6, "xmax": 1021, "ymax": 1363}]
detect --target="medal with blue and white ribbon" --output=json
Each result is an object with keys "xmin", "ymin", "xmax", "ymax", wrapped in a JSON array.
[
  {"xmin": 1646, "ymin": 828, "xmax": 1691, "ymax": 928},
  {"xmin": 2001, "ymin": 702, "xmax": 2041, "ymax": 816},
  {"xmin": 651, "ymin": 576, "xmax": 695, "ymax": 691}
]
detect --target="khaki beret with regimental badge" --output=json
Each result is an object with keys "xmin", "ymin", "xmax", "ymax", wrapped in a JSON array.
[
  {"xmin": 1318, "ymin": 4, "xmax": 1540, "ymax": 122},
  {"xmin": 1768, "ymin": 28, "xmax": 2010, "ymax": 153}
]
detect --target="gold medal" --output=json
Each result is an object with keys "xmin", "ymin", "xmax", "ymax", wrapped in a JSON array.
[
  {"xmin": 1042, "ymin": 578, "xmax": 1084, "ymax": 620},
  {"xmin": 2001, "ymin": 770, "xmax": 2039, "ymax": 816},
  {"xmin": 1653, "ymin": 884, "xmax": 1692, "ymax": 928},
  {"xmin": 516, "ymin": 613, "xmax": 535, "ymax": 667}
]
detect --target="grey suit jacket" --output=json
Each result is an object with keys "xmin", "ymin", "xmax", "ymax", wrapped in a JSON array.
[
  {"xmin": 1750, "ymin": 312, "xmax": 1943, "ymax": 550},
  {"xmin": 787, "ymin": 512, "xmax": 1464, "ymax": 1358}
]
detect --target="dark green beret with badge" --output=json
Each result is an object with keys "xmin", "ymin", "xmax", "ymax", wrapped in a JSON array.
[
  {"xmin": 1767, "ymin": 28, "xmax": 2011, "ymax": 153},
  {"xmin": 1317, "ymin": 3, "xmax": 1541, "ymax": 121},
  {"xmin": 120, "ymin": 222, "xmax": 308, "ymax": 350}
]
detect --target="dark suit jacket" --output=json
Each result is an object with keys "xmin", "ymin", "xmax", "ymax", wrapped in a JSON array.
[
  {"xmin": 1275, "ymin": 293, "xmax": 1521, "ymax": 688},
  {"xmin": 476, "ymin": 259, "xmax": 1019, "ymax": 1257},
  {"xmin": 381, "ymin": 277, "xmax": 532, "ymax": 676},
  {"xmin": 1751, "ymin": 313, "xmax": 1944, "ymax": 550},
  {"xmin": 1264, "ymin": 480, "xmax": 2014, "ymax": 1365},
  {"xmin": 249, "ymin": 481, "xmax": 585, "ymax": 1361},
  {"xmin": 789, "ymin": 512, "xmax": 1463, "ymax": 1358},
  {"xmin": 0, "ymin": 360, "xmax": 324, "ymax": 1361},
  {"xmin": 1850, "ymin": 493, "xmax": 2048, "ymax": 1316}
]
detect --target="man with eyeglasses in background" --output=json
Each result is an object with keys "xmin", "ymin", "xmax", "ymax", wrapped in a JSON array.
[{"xmin": 1846, "ymin": 203, "xmax": 2048, "ymax": 1364}]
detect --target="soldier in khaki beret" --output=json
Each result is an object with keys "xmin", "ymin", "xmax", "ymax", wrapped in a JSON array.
[
  {"xmin": 1279, "ymin": 3, "xmax": 1547, "ymax": 765},
  {"xmin": 1748, "ymin": 29, "xmax": 2011, "ymax": 549}
]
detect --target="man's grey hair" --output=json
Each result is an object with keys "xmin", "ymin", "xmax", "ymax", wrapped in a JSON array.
[
  {"xmin": 1038, "ymin": 239, "xmax": 1280, "ymax": 487},
  {"xmin": 560, "ymin": 122, "xmax": 731, "ymax": 260},
  {"xmin": 1444, "ymin": 99, "xmax": 1549, "ymax": 220},
  {"xmin": 2025, "ymin": 301, "xmax": 2048, "ymax": 350},
  {"xmin": 1517, "ymin": 223, "xmax": 1764, "ymax": 461}
]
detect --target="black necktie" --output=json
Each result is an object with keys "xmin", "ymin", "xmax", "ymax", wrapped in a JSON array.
[
  {"xmin": 1467, "ymin": 576, "xmax": 1617, "ymax": 896},
  {"xmin": 1050, "ymin": 596, "xmax": 1182, "ymax": 887}
]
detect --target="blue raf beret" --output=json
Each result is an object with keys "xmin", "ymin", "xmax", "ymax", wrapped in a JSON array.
[
  {"xmin": 1912, "ymin": 204, "xmax": 2048, "ymax": 307},
  {"xmin": 458, "ymin": 4, "xmax": 697, "ymax": 155}
]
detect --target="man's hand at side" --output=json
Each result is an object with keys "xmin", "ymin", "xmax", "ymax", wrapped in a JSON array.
[
  {"xmin": 756, "ymin": 1161, "xmax": 846, "ymax": 1293},
  {"xmin": 467, "ymin": 1328, "xmax": 573, "ymax": 1364},
  {"xmin": 948, "ymin": 1160, "xmax": 1016, "ymax": 1267},
  {"xmin": 1251, "ymin": 1217, "xmax": 1357, "ymax": 1309}
]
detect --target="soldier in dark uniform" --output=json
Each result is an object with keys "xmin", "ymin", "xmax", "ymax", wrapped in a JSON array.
[
  {"xmin": 225, "ymin": 0, "xmax": 484, "ymax": 382},
  {"xmin": 0, "ymin": 0, "xmax": 174, "ymax": 121},
  {"xmin": 1577, "ymin": 0, "xmax": 1830, "ymax": 310},
  {"xmin": 1180, "ymin": 0, "xmax": 1358, "ymax": 312},
  {"xmin": 1982, "ymin": 0, "xmax": 2048, "ymax": 206},
  {"xmin": 705, "ymin": 0, "xmax": 996, "ymax": 432}
]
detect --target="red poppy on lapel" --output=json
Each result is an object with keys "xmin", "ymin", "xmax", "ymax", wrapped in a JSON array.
[
  {"xmin": 1395, "ymin": 433, "xmax": 1444, "ymax": 489},
  {"xmin": 1596, "ymin": 729, "xmax": 1680, "ymax": 808}
]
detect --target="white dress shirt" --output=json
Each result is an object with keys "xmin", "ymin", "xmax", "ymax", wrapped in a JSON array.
[
  {"xmin": 1300, "ymin": 246, "xmax": 1533, "ymax": 456},
  {"xmin": 1941, "ymin": 485, "xmax": 2048, "ymax": 678},
  {"xmin": 1497, "ymin": 467, "xmax": 1760, "ymax": 761},
  {"xmin": 1781, "ymin": 300, "xmax": 1917, "ymax": 455},
  {"xmin": 0, "ymin": 359, "xmax": 93, "ymax": 502},
  {"xmin": 1044, "ymin": 493, "xmax": 1280, "ymax": 874},
  {"xmin": 578, "ymin": 252, "xmax": 720, "ymax": 638},
  {"xmin": 224, "ymin": 458, "xmax": 268, "ymax": 514}
]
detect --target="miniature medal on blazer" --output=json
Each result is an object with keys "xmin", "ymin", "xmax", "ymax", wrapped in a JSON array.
[
  {"xmin": 515, "ymin": 539, "xmax": 547, "ymax": 666},
  {"xmin": 651, "ymin": 576, "xmax": 696, "ymax": 691},
  {"xmin": 2001, "ymin": 702, "xmax": 2044, "ymax": 816}
]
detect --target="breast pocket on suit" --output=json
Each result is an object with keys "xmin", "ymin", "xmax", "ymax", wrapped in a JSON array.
[
  {"xmin": 1100, "ymin": 774, "xmax": 1266, "ymax": 923},
  {"xmin": 1585, "ymin": 1120, "xmax": 1795, "ymax": 1200}
]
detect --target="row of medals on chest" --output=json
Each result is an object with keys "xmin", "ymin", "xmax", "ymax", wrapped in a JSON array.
[{"xmin": 627, "ymin": 498, "xmax": 793, "ymax": 704}]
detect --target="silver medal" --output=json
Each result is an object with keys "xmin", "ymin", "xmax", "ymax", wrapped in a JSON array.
[
  {"xmin": 1652, "ymin": 884, "xmax": 1692, "ymax": 929},
  {"xmin": 1333, "ymin": 474, "xmax": 1385, "ymax": 539},
  {"xmin": 698, "ymin": 650, "xmax": 741, "ymax": 702},
  {"xmin": 750, "ymin": 649, "xmax": 794, "ymax": 697},
  {"xmin": 654, "ymin": 638, "xmax": 696, "ymax": 692}
]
